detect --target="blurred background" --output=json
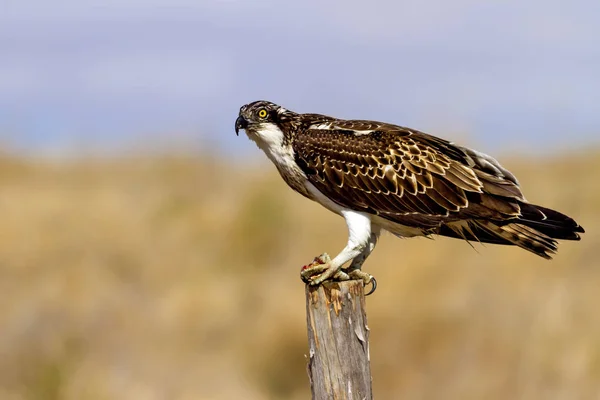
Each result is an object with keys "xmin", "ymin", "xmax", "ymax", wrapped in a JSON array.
[{"xmin": 1, "ymin": 1, "xmax": 599, "ymax": 399}]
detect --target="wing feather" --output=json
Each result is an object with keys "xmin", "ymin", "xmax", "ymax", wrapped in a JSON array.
[{"xmin": 293, "ymin": 125, "xmax": 526, "ymax": 230}]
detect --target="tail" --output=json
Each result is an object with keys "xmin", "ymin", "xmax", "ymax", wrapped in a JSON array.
[{"xmin": 439, "ymin": 203, "xmax": 585, "ymax": 259}]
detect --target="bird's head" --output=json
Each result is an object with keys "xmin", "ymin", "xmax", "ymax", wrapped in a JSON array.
[{"xmin": 235, "ymin": 100, "xmax": 298, "ymax": 140}]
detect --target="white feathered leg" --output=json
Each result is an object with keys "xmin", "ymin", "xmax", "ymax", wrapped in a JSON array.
[
  {"xmin": 301, "ymin": 210, "xmax": 372, "ymax": 285},
  {"xmin": 347, "ymin": 225, "xmax": 381, "ymax": 271},
  {"xmin": 344, "ymin": 226, "xmax": 381, "ymax": 292}
]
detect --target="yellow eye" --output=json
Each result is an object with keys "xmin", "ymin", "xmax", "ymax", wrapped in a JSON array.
[{"xmin": 258, "ymin": 109, "xmax": 268, "ymax": 118}]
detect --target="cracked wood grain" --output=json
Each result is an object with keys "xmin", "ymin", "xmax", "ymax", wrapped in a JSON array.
[{"xmin": 305, "ymin": 280, "xmax": 373, "ymax": 400}]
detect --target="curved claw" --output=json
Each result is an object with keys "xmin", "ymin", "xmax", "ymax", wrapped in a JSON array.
[
  {"xmin": 365, "ymin": 276, "xmax": 377, "ymax": 296},
  {"xmin": 300, "ymin": 273, "xmax": 311, "ymax": 284}
]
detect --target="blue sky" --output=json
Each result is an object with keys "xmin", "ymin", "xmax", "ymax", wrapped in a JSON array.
[{"xmin": 1, "ymin": 0, "xmax": 599, "ymax": 156}]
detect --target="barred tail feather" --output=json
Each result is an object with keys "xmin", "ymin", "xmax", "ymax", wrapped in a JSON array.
[
  {"xmin": 517, "ymin": 203, "xmax": 585, "ymax": 240},
  {"xmin": 439, "ymin": 203, "xmax": 584, "ymax": 259}
]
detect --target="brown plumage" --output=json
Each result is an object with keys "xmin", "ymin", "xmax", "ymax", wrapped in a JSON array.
[{"xmin": 236, "ymin": 100, "xmax": 584, "ymax": 262}]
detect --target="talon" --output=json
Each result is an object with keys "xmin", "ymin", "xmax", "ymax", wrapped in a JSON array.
[
  {"xmin": 309, "ymin": 265, "xmax": 338, "ymax": 285},
  {"xmin": 300, "ymin": 253, "xmax": 334, "ymax": 284},
  {"xmin": 300, "ymin": 273, "xmax": 311, "ymax": 284},
  {"xmin": 365, "ymin": 276, "xmax": 377, "ymax": 296},
  {"xmin": 347, "ymin": 270, "xmax": 377, "ymax": 295}
]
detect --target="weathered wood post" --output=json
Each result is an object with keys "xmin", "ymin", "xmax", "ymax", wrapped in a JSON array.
[{"xmin": 305, "ymin": 279, "xmax": 373, "ymax": 400}]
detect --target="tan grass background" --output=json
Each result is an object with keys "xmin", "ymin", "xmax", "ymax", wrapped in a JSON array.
[{"xmin": 0, "ymin": 149, "xmax": 599, "ymax": 399}]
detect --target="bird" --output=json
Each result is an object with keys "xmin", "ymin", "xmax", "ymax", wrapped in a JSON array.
[{"xmin": 235, "ymin": 100, "xmax": 584, "ymax": 293}]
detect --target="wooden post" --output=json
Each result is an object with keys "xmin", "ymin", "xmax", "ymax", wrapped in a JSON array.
[{"xmin": 305, "ymin": 280, "xmax": 373, "ymax": 400}]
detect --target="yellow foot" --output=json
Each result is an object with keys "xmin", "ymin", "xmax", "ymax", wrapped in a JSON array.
[
  {"xmin": 300, "ymin": 253, "xmax": 348, "ymax": 285},
  {"xmin": 347, "ymin": 269, "xmax": 377, "ymax": 295},
  {"xmin": 300, "ymin": 254, "xmax": 377, "ymax": 295}
]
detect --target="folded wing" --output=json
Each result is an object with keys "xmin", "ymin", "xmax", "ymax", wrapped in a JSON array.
[{"xmin": 293, "ymin": 122, "xmax": 583, "ymax": 258}]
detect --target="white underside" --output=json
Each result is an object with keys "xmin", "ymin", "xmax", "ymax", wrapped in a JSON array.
[{"xmin": 306, "ymin": 182, "xmax": 373, "ymax": 260}]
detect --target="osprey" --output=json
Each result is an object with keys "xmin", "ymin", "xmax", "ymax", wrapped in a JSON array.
[{"xmin": 235, "ymin": 100, "xmax": 584, "ymax": 292}]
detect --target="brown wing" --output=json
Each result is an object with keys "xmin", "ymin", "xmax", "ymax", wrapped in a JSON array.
[{"xmin": 292, "ymin": 123, "xmax": 525, "ymax": 230}]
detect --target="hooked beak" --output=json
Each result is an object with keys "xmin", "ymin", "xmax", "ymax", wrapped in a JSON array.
[{"xmin": 235, "ymin": 115, "xmax": 248, "ymax": 136}]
